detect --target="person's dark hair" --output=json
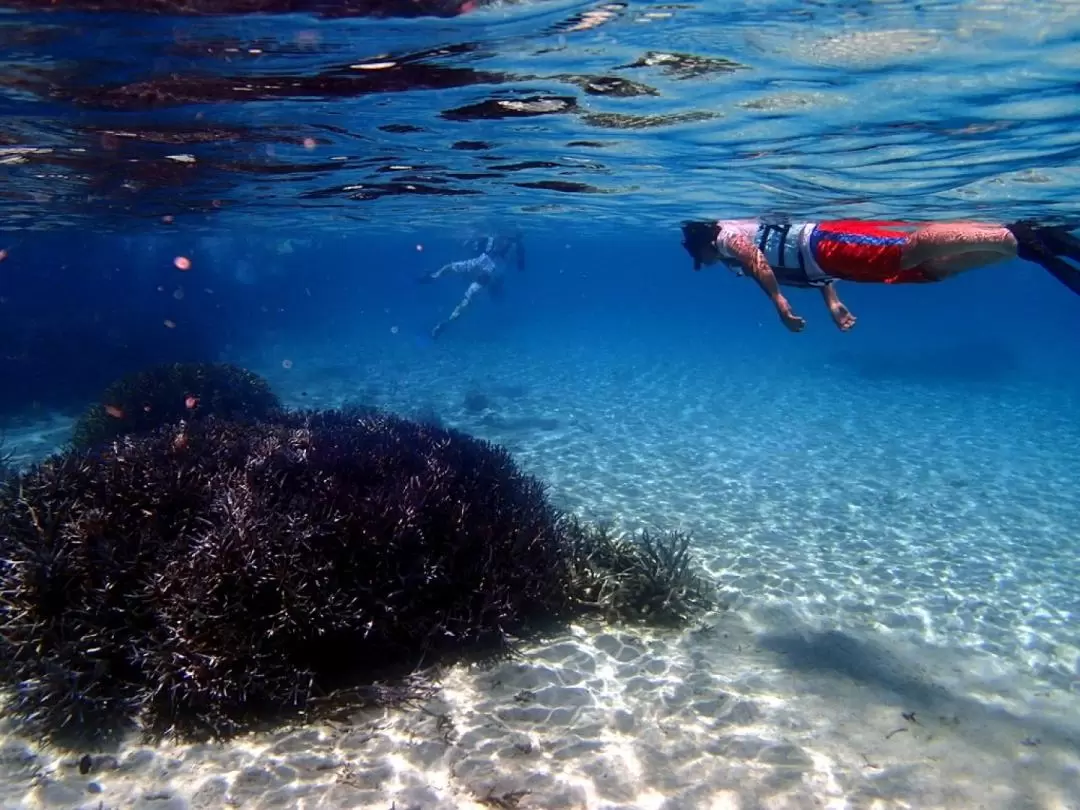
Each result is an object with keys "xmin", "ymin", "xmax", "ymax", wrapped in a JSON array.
[{"xmin": 681, "ymin": 221, "xmax": 720, "ymax": 270}]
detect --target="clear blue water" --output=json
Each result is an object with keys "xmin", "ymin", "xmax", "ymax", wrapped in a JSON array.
[{"xmin": 2, "ymin": 1, "xmax": 1080, "ymax": 808}]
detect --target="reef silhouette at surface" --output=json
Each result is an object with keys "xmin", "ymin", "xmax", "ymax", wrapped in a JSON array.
[
  {"xmin": 69, "ymin": 361, "xmax": 281, "ymax": 451},
  {"xmin": 0, "ymin": 0, "xmax": 483, "ymax": 16},
  {"xmin": 0, "ymin": 404, "xmax": 716, "ymax": 747}
]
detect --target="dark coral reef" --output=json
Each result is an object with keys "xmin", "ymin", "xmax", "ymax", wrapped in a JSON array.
[
  {"xmin": 69, "ymin": 361, "xmax": 281, "ymax": 451},
  {"xmin": 0, "ymin": 408, "xmax": 576, "ymax": 744},
  {"xmin": 1, "ymin": 400, "xmax": 716, "ymax": 747},
  {"xmin": 564, "ymin": 518, "xmax": 717, "ymax": 626},
  {"xmin": 0, "ymin": 435, "xmax": 14, "ymax": 483}
]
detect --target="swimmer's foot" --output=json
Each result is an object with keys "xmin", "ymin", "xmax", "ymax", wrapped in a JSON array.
[
  {"xmin": 416, "ymin": 272, "xmax": 436, "ymax": 284},
  {"xmin": 1006, "ymin": 221, "xmax": 1058, "ymax": 263}
]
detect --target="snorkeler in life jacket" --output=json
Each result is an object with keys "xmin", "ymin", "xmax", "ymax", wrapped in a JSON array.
[
  {"xmin": 417, "ymin": 232, "xmax": 526, "ymax": 340},
  {"xmin": 681, "ymin": 219, "xmax": 1080, "ymax": 332}
]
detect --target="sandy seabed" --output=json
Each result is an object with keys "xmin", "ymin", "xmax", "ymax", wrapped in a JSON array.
[{"xmin": 3, "ymin": 336, "xmax": 1080, "ymax": 810}]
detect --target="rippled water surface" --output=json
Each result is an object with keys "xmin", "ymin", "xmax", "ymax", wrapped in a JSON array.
[{"xmin": 3, "ymin": 0, "xmax": 1080, "ymax": 233}]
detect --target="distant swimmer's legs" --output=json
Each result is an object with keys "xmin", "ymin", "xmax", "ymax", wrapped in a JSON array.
[
  {"xmin": 900, "ymin": 224, "xmax": 1018, "ymax": 274},
  {"xmin": 1007, "ymin": 222, "xmax": 1080, "ymax": 296},
  {"xmin": 431, "ymin": 280, "xmax": 484, "ymax": 339}
]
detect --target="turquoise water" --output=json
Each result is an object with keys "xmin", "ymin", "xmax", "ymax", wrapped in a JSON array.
[{"xmin": 2, "ymin": 1, "xmax": 1080, "ymax": 808}]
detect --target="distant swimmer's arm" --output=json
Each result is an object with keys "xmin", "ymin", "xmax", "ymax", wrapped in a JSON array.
[
  {"xmin": 424, "ymin": 255, "xmax": 487, "ymax": 282},
  {"xmin": 719, "ymin": 232, "xmax": 806, "ymax": 333}
]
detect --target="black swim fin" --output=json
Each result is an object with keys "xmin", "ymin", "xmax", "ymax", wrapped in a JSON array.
[
  {"xmin": 1033, "ymin": 252, "xmax": 1080, "ymax": 296},
  {"xmin": 1035, "ymin": 227, "xmax": 1080, "ymax": 264},
  {"xmin": 1007, "ymin": 220, "xmax": 1042, "ymax": 261},
  {"xmin": 1008, "ymin": 222, "xmax": 1080, "ymax": 296}
]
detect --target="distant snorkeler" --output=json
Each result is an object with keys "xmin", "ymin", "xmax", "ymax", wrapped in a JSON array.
[
  {"xmin": 681, "ymin": 218, "xmax": 1080, "ymax": 332},
  {"xmin": 417, "ymin": 231, "xmax": 526, "ymax": 340}
]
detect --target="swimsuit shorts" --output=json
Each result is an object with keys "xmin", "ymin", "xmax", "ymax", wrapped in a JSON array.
[{"xmin": 809, "ymin": 221, "xmax": 936, "ymax": 284}]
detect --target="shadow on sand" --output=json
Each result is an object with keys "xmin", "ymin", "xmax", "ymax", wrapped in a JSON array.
[{"xmin": 759, "ymin": 627, "xmax": 1080, "ymax": 761}]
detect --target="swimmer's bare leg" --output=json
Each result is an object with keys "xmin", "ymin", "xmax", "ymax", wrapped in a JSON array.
[
  {"xmin": 900, "ymin": 224, "xmax": 1017, "ymax": 270},
  {"xmin": 920, "ymin": 251, "xmax": 1012, "ymax": 279},
  {"xmin": 820, "ymin": 283, "xmax": 856, "ymax": 331},
  {"xmin": 431, "ymin": 280, "xmax": 483, "ymax": 339}
]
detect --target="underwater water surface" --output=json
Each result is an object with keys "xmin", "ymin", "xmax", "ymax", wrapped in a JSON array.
[
  {"xmin": 1, "ymin": 1, "xmax": 1080, "ymax": 809},
  {"xmin": 3, "ymin": 0, "xmax": 1080, "ymax": 230}
]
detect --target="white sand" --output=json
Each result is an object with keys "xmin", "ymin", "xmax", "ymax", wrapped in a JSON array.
[{"xmin": 3, "ymin": 337, "xmax": 1079, "ymax": 809}]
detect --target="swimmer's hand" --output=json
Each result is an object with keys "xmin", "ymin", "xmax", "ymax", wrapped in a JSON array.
[
  {"xmin": 778, "ymin": 299, "xmax": 805, "ymax": 333},
  {"xmin": 829, "ymin": 301, "xmax": 857, "ymax": 331}
]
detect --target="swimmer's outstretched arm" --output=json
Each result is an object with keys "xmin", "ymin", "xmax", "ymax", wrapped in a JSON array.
[
  {"xmin": 419, "ymin": 253, "xmax": 493, "ymax": 283},
  {"xmin": 719, "ymin": 231, "xmax": 806, "ymax": 332}
]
